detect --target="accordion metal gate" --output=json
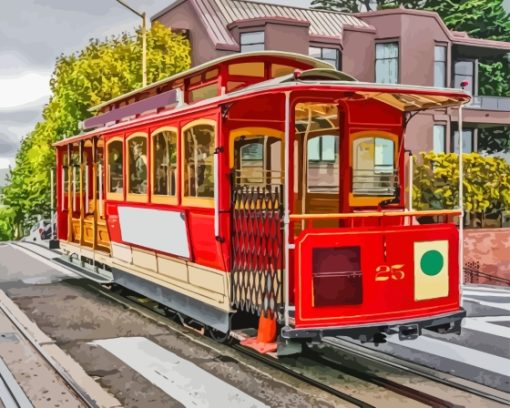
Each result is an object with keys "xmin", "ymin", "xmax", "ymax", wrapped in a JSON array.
[{"xmin": 231, "ymin": 183, "xmax": 284, "ymax": 318}]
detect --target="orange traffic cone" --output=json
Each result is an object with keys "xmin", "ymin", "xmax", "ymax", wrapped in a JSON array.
[{"xmin": 257, "ymin": 312, "xmax": 277, "ymax": 344}]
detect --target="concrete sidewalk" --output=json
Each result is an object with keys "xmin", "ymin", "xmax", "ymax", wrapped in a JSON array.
[{"xmin": 0, "ymin": 290, "xmax": 121, "ymax": 408}]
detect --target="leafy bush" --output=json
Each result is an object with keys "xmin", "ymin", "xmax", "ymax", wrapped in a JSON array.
[{"xmin": 413, "ymin": 152, "xmax": 510, "ymax": 225}]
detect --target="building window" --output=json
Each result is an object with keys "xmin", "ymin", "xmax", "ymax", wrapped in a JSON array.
[
  {"xmin": 309, "ymin": 47, "xmax": 340, "ymax": 69},
  {"xmin": 152, "ymin": 129, "xmax": 177, "ymax": 199},
  {"xmin": 452, "ymin": 129, "xmax": 474, "ymax": 153},
  {"xmin": 107, "ymin": 140, "xmax": 123, "ymax": 194},
  {"xmin": 433, "ymin": 125, "xmax": 446, "ymax": 153},
  {"xmin": 240, "ymin": 31, "xmax": 264, "ymax": 53},
  {"xmin": 434, "ymin": 45, "xmax": 447, "ymax": 88},
  {"xmin": 453, "ymin": 60, "xmax": 474, "ymax": 94},
  {"xmin": 127, "ymin": 135, "xmax": 148, "ymax": 195},
  {"xmin": 183, "ymin": 122, "xmax": 215, "ymax": 199},
  {"xmin": 375, "ymin": 42, "xmax": 399, "ymax": 84}
]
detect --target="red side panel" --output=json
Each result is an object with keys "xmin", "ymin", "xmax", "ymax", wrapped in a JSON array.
[
  {"xmin": 294, "ymin": 224, "xmax": 460, "ymax": 328},
  {"xmin": 106, "ymin": 204, "xmax": 122, "ymax": 242}
]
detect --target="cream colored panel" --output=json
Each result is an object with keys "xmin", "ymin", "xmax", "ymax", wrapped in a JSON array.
[
  {"xmin": 132, "ymin": 248, "xmax": 157, "ymax": 271},
  {"xmin": 188, "ymin": 265, "xmax": 226, "ymax": 295},
  {"xmin": 111, "ymin": 242, "xmax": 132, "ymax": 264},
  {"xmin": 157, "ymin": 255, "xmax": 188, "ymax": 282},
  {"xmin": 111, "ymin": 258, "xmax": 229, "ymax": 309}
]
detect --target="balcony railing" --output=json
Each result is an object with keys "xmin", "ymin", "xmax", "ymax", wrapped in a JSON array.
[{"xmin": 467, "ymin": 95, "xmax": 510, "ymax": 111}]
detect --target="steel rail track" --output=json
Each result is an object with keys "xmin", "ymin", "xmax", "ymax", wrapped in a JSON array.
[
  {"xmin": 12, "ymin": 242, "xmax": 508, "ymax": 407},
  {"xmin": 322, "ymin": 337, "xmax": 510, "ymax": 406},
  {"xmin": 0, "ymin": 284, "xmax": 99, "ymax": 408},
  {"xmin": 83, "ymin": 281, "xmax": 460, "ymax": 408},
  {"xmin": 82, "ymin": 280, "xmax": 375, "ymax": 408},
  {"xmin": 302, "ymin": 347, "xmax": 456, "ymax": 408},
  {"xmin": 231, "ymin": 344, "xmax": 376, "ymax": 408}
]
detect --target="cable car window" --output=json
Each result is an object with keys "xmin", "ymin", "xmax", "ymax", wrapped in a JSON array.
[
  {"xmin": 352, "ymin": 136, "xmax": 396, "ymax": 196},
  {"xmin": 295, "ymin": 103, "xmax": 340, "ymax": 194},
  {"xmin": 183, "ymin": 123, "xmax": 215, "ymax": 198},
  {"xmin": 107, "ymin": 140, "xmax": 123, "ymax": 194},
  {"xmin": 127, "ymin": 135, "xmax": 147, "ymax": 195},
  {"xmin": 234, "ymin": 136, "xmax": 282, "ymax": 186},
  {"xmin": 307, "ymin": 135, "xmax": 339, "ymax": 193},
  {"xmin": 152, "ymin": 130, "xmax": 177, "ymax": 197},
  {"xmin": 188, "ymin": 83, "xmax": 218, "ymax": 103}
]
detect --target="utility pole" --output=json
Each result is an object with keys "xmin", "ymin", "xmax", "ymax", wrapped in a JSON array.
[{"xmin": 115, "ymin": 0, "xmax": 147, "ymax": 87}]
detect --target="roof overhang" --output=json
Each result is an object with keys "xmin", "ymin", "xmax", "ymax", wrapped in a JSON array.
[
  {"xmin": 55, "ymin": 81, "xmax": 469, "ymax": 147},
  {"xmin": 452, "ymin": 39, "xmax": 510, "ymax": 58},
  {"xmin": 355, "ymin": 89, "xmax": 470, "ymax": 112}
]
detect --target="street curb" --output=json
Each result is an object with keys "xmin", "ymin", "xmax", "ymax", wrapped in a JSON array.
[{"xmin": 0, "ymin": 290, "xmax": 123, "ymax": 408}]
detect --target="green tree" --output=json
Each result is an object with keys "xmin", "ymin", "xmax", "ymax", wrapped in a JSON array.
[
  {"xmin": 413, "ymin": 152, "xmax": 510, "ymax": 226},
  {"xmin": 3, "ymin": 22, "xmax": 190, "ymax": 237},
  {"xmin": 0, "ymin": 207, "xmax": 14, "ymax": 241},
  {"xmin": 311, "ymin": 0, "xmax": 426, "ymax": 12}
]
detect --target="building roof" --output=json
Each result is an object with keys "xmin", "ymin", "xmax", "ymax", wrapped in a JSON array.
[
  {"xmin": 356, "ymin": 8, "xmax": 510, "ymax": 53},
  {"xmin": 152, "ymin": 0, "xmax": 371, "ymax": 49}
]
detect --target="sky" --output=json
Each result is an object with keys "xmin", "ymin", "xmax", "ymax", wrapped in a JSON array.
[
  {"xmin": 0, "ymin": 0, "xmax": 509, "ymax": 170},
  {"xmin": 0, "ymin": 0, "xmax": 311, "ymax": 171}
]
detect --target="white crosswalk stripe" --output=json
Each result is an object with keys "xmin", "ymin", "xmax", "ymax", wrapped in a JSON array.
[{"xmin": 92, "ymin": 337, "xmax": 269, "ymax": 408}]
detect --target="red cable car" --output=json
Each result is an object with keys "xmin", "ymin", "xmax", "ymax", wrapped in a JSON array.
[{"xmin": 54, "ymin": 51, "xmax": 469, "ymax": 353}]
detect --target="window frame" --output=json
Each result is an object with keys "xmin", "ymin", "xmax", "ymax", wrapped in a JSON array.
[
  {"xmin": 433, "ymin": 124, "xmax": 446, "ymax": 153},
  {"xmin": 181, "ymin": 119, "xmax": 217, "ymax": 208},
  {"xmin": 434, "ymin": 44, "xmax": 447, "ymax": 88},
  {"xmin": 348, "ymin": 130, "xmax": 399, "ymax": 207},
  {"xmin": 151, "ymin": 126, "xmax": 178, "ymax": 205},
  {"xmin": 125, "ymin": 132, "xmax": 149, "ymax": 203},
  {"xmin": 105, "ymin": 136, "xmax": 125, "ymax": 202},
  {"xmin": 453, "ymin": 58, "xmax": 475, "ymax": 94},
  {"xmin": 451, "ymin": 128, "xmax": 474, "ymax": 154},
  {"xmin": 240, "ymin": 31, "xmax": 265, "ymax": 53},
  {"xmin": 309, "ymin": 46, "xmax": 341, "ymax": 69},
  {"xmin": 375, "ymin": 41, "xmax": 399, "ymax": 84}
]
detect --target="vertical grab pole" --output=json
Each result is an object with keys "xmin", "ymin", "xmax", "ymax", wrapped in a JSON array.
[
  {"xmin": 408, "ymin": 152, "xmax": 413, "ymax": 211},
  {"xmin": 458, "ymin": 104, "xmax": 464, "ymax": 305},
  {"xmin": 283, "ymin": 92, "xmax": 291, "ymax": 328},
  {"xmin": 99, "ymin": 164, "xmax": 103, "ymax": 218},
  {"xmin": 50, "ymin": 168, "xmax": 54, "ymax": 239},
  {"xmin": 213, "ymin": 151, "xmax": 220, "ymax": 238}
]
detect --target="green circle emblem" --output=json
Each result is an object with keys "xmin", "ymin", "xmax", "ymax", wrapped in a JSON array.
[{"xmin": 420, "ymin": 250, "xmax": 444, "ymax": 276}]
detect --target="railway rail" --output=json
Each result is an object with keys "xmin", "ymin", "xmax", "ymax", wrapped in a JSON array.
[
  {"xmin": 11, "ymin": 241, "xmax": 509, "ymax": 408},
  {"xmin": 0, "ymin": 275, "xmax": 100, "ymax": 408},
  {"xmin": 321, "ymin": 337, "xmax": 510, "ymax": 406}
]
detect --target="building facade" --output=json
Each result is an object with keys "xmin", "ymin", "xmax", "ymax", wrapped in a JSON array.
[{"xmin": 152, "ymin": 0, "xmax": 510, "ymax": 154}]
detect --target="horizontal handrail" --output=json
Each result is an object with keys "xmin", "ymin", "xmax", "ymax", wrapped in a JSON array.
[{"xmin": 289, "ymin": 209, "xmax": 462, "ymax": 221}]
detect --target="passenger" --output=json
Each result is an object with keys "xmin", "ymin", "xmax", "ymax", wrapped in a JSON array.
[
  {"xmin": 109, "ymin": 147, "xmax": 123, "ymax": 193},
  {"xmin": 154, "ymin": 137, "xmax": 168, "ymax": 195},
  {"xmin": 131, "ymin": 142, "xmax": 147, "ymax": 194}
]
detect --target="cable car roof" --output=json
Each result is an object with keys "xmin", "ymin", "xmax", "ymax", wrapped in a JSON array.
[
  {"xmin": 89, "ymin": 51, "xmax": 333, "ymax": 112},
  {"xmin": 55, "ymin": 74, "xmax": 469, "ymax": 147}
]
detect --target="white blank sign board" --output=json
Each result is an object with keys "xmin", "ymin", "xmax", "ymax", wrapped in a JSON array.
[{"xmin": 118, "ymin": 206, "xmax": 190, "ymax": 258}]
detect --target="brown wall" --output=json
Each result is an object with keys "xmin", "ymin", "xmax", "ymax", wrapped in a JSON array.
[
  {"xmin": 464, "ymin": 228, "xmax": 510, "ymax": 285},
  {"xmin": 265, "ymin": 22, "xmax": 310, "ymax": 54},
  {"xmin": 154, "ymin": 1, "xmax": 229, "ymax": 66},
  {"xmin": 342, "ymin": 28, "xmax": 375, "ymax": 82},
  {"xmin": 359, "ymin": 12, "xmax": 451, "ymax": 86}
]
